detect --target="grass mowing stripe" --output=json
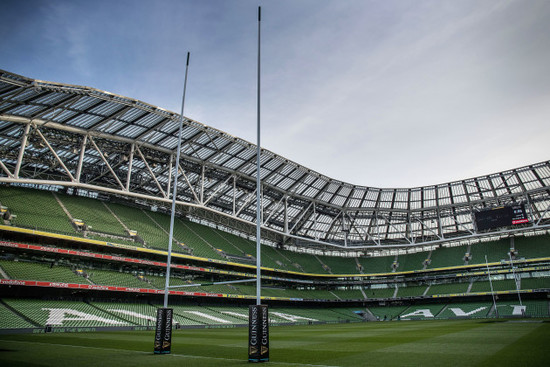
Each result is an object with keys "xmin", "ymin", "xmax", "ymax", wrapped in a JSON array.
[
  {"xmin": 1, "ymin": 320, "xmax": 549, "ymax": 366},
  {"xmin": 475, "ymin": 321, "xmax": 550, "ymax": 367},
  {"xmin": 0, "ymin": 339, "xmax": 341, "ymax": 367}
]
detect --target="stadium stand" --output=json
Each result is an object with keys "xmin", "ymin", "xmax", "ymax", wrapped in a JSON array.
[
  {"xmin": 396, "ymin": 251, "xmax": 429, "ymax": 271},
  {"xmin": 106, "ymin": 203, "xmax": 168, "ymax": 250},
  {"xmin": 399, "ymin": 304, "xmax": 446, "ymax": 319},
  {"xmin": 0, "ymin": 259, "xmax": 87, "ymax": 284},
  {"xmin": 256, "ymin": 245, "xmax": 289, "ymax": 270},
  {"xmin": 87, "ymin": 268, "xmax": 156, "ymax": 289},
  {"xmin": 514, "ymin": 235, "xmax": 550, "ymax": 259},
  {"xmin": 469, "ymin": 279, "xmax": 518, "ymax": 293},
  {"xmin": 521, "ymin": 276, "xmax": 550, "ymax": 291},
  {"xmin": 0, "ymin": 301, "xmax": 36, "ymax": 329},
  {"xmin": 317, "ymin": 255, "xmax": 358, "ymax": 274},
  {"xmin": 1, "ymin": 71, "xmax": 550, "ymax": 336},
  {"xmin": 1, "ymin": 185, "xmax": 550, "ymax": 334},
  {"xmin": 367, "ymin": 305, "xmax": 410, "ymax": 320},
  {"xmin": 92, "ymin": 302, "xmax": 159, "ymax": 325},
  {"xmin": 174, "ymin": 219, "xmax": 226, "ymax": 260},
  {"xmin": 357, "ymin": 255, "xmax": 395, "ymax": 274},
  {"xmin": 468, "ymin": 239, "xmax": 511, "ymax": 264},
  {"xmin": 0, "ymin": 186, "xmax": 74, "ymax": 234},
  {"xmin": 366, "ymin": 286, "xmax": 396, "ymax": 299},
  {"xmin": 1, "ymin": 299, "xmax": 131, "ymax": 327},
  {"xmin": 426, "ymin": 282, "xmax": 470, "ymax": 296},
  {"xmin": 277, "ymin": 250, "xmax": 327, "ymax": 274},
  {"xmin": 395, "ymin": 284, "xmax": 428, "ymax": 298},
  {"xmin": 435, "ymin": 302, "xmax": 492, "ymax": 319},
  {"xmin": 428, "ymin": 245, "xmax": 468, "ymax": 268},
  {"xmin": 332, "ymin": 288, "xmax": 365, "ymax": 300},
  {"xmin": 57, "ymin": 193, "xmax": 128, "ymax": 236}
]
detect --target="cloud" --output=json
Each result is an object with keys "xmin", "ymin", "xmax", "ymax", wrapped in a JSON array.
[{"xmin": 4, "ymin": 0, "xmax": 548, "ymax": 188}]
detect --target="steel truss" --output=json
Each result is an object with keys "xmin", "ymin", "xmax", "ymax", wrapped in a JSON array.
[{"xmin": 1, "ymin": 69, "xmax": 550, "ymax": 252}]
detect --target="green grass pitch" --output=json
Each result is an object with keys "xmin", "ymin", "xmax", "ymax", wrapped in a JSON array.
[{"xmin": 1, "ymin": 320, "xmax": 549, "ymax": 366}]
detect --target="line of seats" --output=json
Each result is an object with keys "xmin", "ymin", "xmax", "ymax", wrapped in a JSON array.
[
  {"xmin": 2, "ymin": 298, "xmax": 546, "ymax": 330},
  {"xmin": 1, "ymin": 185, "xmax": 550, "ymax": 275}
]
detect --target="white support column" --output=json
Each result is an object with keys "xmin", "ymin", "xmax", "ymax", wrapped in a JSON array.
[
  {"xmin": 200, "ymin": 164, "xmax": 205, "ymax": 204},
  {"xmin": 0, "ymin": 160, "xmax": 14, "ymax": 178},
  {"xmin": 525, "ymin": 194, "xmax": 536, "ymax": 224},
  {"xmin": 407, "ymin": 214, "xmax": 414, "ymax": 244},
  {"xmin": 166, "ymin": 154, "xmax": 173, "ymax": 198},
  {"xmin": 260, "ymin": 183, "xmax": 264, "ymax": 224},
  {"xmin": 75, "ymin": 135, "xmax": 88, "ymax": 183},
  {"xmin": 313, "ymin": 202, "xmax": 319, "ymax": 240},
  {"xmin": 284, "ymin": 197, "xmax": 288, "ymax": 234},
  {"xmin": 125, "ymin": 143, "xmax": 135, "ymax": 192},
  {"xmin": 470, "ymin": 207, "xmax": 478, "ymax": 233},
  {"xmin": 536, "ymin": 202, "xmax": 550, "ymax": 226},
  {"xmin": 437, "ymin": 210, "xmax": 444, "ymax": 239},
  {"xmin": 232, "ymin": 175, "xmax": 237, "ymax": 215},
  {"xmin": 14, "ymin": 123, "xmax": 31, "ymax": 178}
]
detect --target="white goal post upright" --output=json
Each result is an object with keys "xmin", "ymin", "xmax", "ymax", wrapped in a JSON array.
[
  {"xmin": 154, "ymin": 52, "xmax": 190, "ymax": 355},
  {"xmin": 249, "ymin": 6, "xmax": 269, "ymax": 363},
  {"xmin": 255, "ymin": 6, "xmax": 262, "ymax": 308},
  {"xmin": 164, "ymin": 52, "xmax": 191, "ymax": 309},
  {"xmin": 485, "ymin": 255, "xmax": 499, "ymax": 319}
]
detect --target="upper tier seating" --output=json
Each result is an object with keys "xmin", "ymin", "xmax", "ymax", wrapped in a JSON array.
[
  {"xmin": 0, "ymin": 185, "xmax": 74, "ymax": 234},
  {"xmin": 397, "ymin": 251, "xmax": 429, "ymax": 271},
  {"xmin": 428, "ymin": 245, "xmax": 468, "ymax": 268},
  {"xmin": 317, "ymin": 255, "xmax": 359, "ymax": 274},
  {"xmin": 357, "ymin": 256, "xmax": 396, "ymax": 274},
  {"xmin": 57, "ymin": 193, "xmax": 127, "ymax": 236},
  {"xmin": 468, "ymin": 239, "xmax": 511, "ymax": 264},
  {"xmin": 107, "ymin": 203, "xmax": 168, "ymax": 250},
  {"xmin": 2, "ymin": 186, "xmax": 550, "ymax": 276},
  {"xmin": 514, "ymin": 235, "xmax": 550, "ymax": 259}
]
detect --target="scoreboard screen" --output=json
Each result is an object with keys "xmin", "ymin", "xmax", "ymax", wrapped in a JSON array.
[{"xmin": 474, "ymin": 204, "xmax": 528, "ymax": 231}]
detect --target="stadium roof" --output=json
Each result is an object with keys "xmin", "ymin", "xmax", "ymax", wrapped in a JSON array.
[{"xmin": 1, "ymin": 69, "xmax": 549, "ymax": 251}]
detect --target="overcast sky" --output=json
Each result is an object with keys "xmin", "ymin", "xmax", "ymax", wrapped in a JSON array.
[{"xmin": 2, "ymin": 0, "xmax": 549, "ymax": 188}]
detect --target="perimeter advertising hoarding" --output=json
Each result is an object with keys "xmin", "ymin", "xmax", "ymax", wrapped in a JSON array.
[
  {"xmin": 154, "ymin": 308, "xmax": 173, "ymax": 354},
  {"xmin": 249, "ymin": 304, "xmax": 269, "ymax": 362}
]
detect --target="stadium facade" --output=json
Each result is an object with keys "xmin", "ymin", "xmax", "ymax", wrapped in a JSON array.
[
  {"xmin": 0, "ymin": 69, "xmax": 549, "ymax": 331},
  {"xmin": 1, "ymin": 69, "xmax": 549, "ymax": 254}
]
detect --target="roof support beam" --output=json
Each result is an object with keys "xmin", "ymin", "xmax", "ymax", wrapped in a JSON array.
[
  {"xmin": 125, "ymin": 143, "xmax": 135, "ymax": 192},
  {"xmin": 34, "ymin": 127, "xmax": 75, "ymax": 182},
  {"xmin": 166, "ymin": 153, "xmax": 173, "ymax": 198},
  {"xmin": 14, "ymin": 122, "xmax": 31, "ymax": 178},
  {"xmin": 75, "ymin": 135, "xmax": 88, "ymax": 183},
  {"xmin": 177, "ymin": 162, "xmax": 200, "ymax": 204},
  {"xmin": 535, "ymin": 201, "xmax": 550, "ymax": 226},
  {"xmin": 88, "ymin": 136, "xmax": 125, "ymax": 190},
  {"xmin": 203, "ymin": 173, "xmax": 233, "ymax": 206},
  {"xmin": 135, "ymin": 144, "xmax": 166, "ymax": 198},
  {"xmin": 0, "ymin": 159, "xmax": 14, "ymax": 178}
]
